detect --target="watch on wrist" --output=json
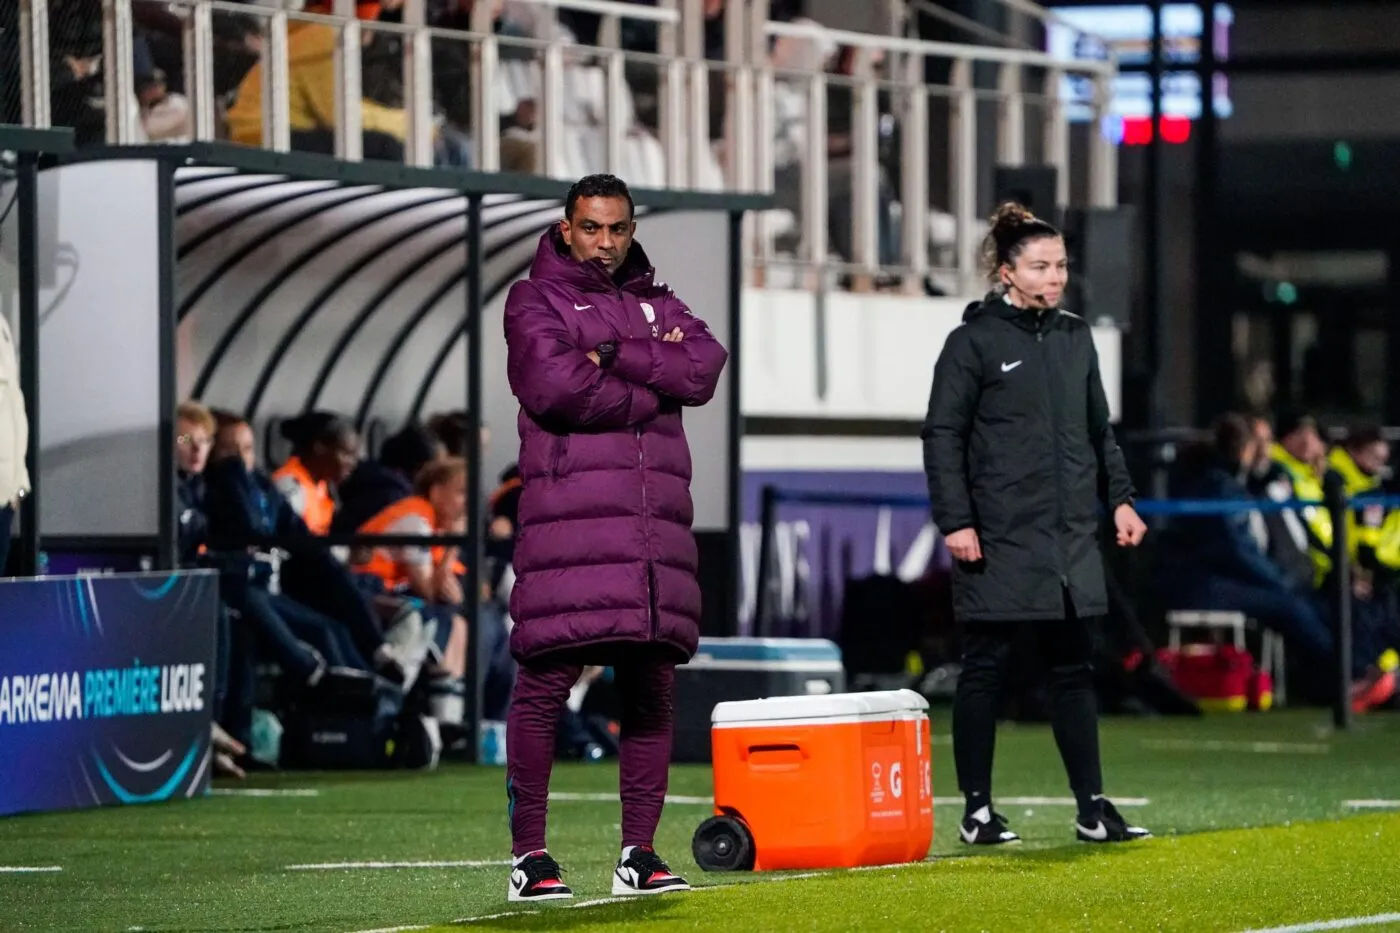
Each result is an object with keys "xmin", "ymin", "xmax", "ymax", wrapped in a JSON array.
[{"xmin": 595, "ymin": 342, "xmax": 617, "ymax": 369}]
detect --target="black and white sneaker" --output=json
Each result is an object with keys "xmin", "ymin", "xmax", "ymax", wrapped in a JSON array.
[
  {"xmin": 959, "ymin": 805, "xmax": 1021, "ymax": 846},
  {"xmin": 507, "ymin": 851, "xmax": 573, "ymax": 902},
  {"xmin": 1076, "ymin": 798, "xmax": 1151, "ymax": 843},
  {"xmin": 612, "ymin": 846, "xmax": 691, "ymax": 896}
]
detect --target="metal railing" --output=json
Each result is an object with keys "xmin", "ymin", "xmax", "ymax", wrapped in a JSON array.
[{"xmin": 12, "ymin": 0, "xmax": 1119, "ymax": 294}]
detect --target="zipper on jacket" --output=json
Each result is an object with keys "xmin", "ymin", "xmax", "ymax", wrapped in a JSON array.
[
  {"xmin": 638, "ymin": 426, "xmax": 655, "ymax": 639},
  {"xmin": 1037, "ymin": 324, "xmax": 1069, "ymax": 587}
]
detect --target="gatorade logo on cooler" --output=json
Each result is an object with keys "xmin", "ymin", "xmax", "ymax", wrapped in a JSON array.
[{"xmin": 890, "ymin": 762, "xmax": 903, "ymax": 799}]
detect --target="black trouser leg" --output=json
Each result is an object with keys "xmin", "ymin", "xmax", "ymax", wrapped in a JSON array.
[
  {"xmin": 953, "ymin": 625, "xmax": 1012, "ymax": 813},
  {"xmin": 1039, "ymin": 610, "xmax": 1105, "ymax": 816}
]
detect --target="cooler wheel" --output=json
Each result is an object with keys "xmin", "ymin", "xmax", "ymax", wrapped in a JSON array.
[{"xmin": 692, "ymin": 815, "xmax": 756, "ymax": 872}]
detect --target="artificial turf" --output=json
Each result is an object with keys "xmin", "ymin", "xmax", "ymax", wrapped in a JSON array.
[{"xmin": 3, "ymin": 710, "xmax": 1398, "ymax": 932}]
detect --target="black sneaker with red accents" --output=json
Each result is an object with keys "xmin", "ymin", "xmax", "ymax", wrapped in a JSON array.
[
  {"xmin": 507, "ymin": 851, "xmax": 573, "ymax": 902},
  {"xmin": 612, "ymin": 846, "xmax": 691, "ymax": 896}
]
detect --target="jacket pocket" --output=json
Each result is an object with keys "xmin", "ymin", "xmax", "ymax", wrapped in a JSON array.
[{"xmin": 549, "ymin": 435, "xmax": 569, "ymax": 479}]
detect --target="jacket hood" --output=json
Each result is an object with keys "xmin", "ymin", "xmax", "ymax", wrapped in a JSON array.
[{"xmin": 528, "ymin": 226, "xmax": 659, "ymax": 294}]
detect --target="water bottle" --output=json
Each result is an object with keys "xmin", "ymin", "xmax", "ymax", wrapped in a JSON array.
[
  {"xmin": 250, "ymin": 708, "xmax": 283, "ymax": 766},
  {"xmin": 480, "ymin": 720, "xmax": 507, "ymax": 766}
]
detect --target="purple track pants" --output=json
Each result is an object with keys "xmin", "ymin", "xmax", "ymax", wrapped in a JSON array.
[{"xmin": 506, "ymin": 656, "xmax": 676, "ymax": 856}]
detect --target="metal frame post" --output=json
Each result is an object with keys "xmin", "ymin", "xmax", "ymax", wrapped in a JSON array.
[
  {"xmin": 997, "ymin": 63, "xmax": 1025, "ymax": 166},
  {"xmin": 802, "ymin": 70, "xmax": 828, "ymax": 269},
  {"xmin": 263, "ymin": 8, "xmax": 292, "ymax": 152},
  {"xmin": 851, "ymin": 62, "xmax": 881, "ymax": 274},
  {"xmin": 605, "ymin": 50, "xmax": 629, "ymax": 176},
  {"xmin": 1044, "ymin": 68, "xmax": 1069, "ymax": 208},
  {"xmin": 1143, "ymin": 0, "xmax": 1163, "ymax": 428},
  {"xmin": 183, "ymin": 1, "xmax": 217, "ymax": 141},
  {"xmin": 1325, "ymin": 473, "xmax": 1352, "ymax": 730},
  {"xmin": 103, "ymin": 0, "xmax": 139, "ymax": 144},
  {"xmin": 753, "ymin": 484, "xmax": 778, "ymax": 636},
  {"xmin": 20, "ymin": 0, "xmax": 52, "ymax": 128},
  {"xmin": 156, "ymin": 161, "xmax": 178, "ymax": 571},
  {"xmin": 334, "ymin": 0, "xmax": 364, "ymax": 161},
  {"xmin": 950, "ymin": 59, "xmax": 979, "ymax": 295},
  {"xmin": 16, "ymin": 154, "xmax": 41, "ymax": 575},
  {"xmin": 725, "ymin": 209, "xmax": 744, "ymax": 636},
  {"xmin": 901, "ymin": 53, "xmax": 929, "ymax": 292},
  {"xmin": 402, "ymin": 0, "xmax": 435, "ymax": 168},
  {"xmin": 463, "ymin": 194, "xmax": 485, "ymax": 761}
]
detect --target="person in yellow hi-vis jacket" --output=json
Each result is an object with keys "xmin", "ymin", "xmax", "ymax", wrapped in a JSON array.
[
  {"xmin": 1269, "ymin": 413, "xmax": 1333, "ymax": 588},
  {"xmin": 1270, "ymin": 414, "xmax": 1399, "ymax": 710},
  {"xmin": 1327, "ymin": 427, "xmax": 1391, "ymax": 571}
]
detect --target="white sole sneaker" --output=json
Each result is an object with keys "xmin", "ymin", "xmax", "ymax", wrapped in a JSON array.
[
  {"xmin": 611, "ymin": 871, "xmax": 691, "ymax": 897},
  {"xmin": 507, "ymin": 884, "xmax": 574, "ymax": 903}
]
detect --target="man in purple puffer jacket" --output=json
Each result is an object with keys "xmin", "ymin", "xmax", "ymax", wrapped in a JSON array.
[{"xmin": 502, "ymin": 174, "xmax": 728, "ymax": 903}]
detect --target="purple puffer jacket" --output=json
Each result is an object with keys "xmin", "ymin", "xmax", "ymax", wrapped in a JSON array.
[{"xmin": 504, "ymin": 228, "xmax": 728, "ymax": 663}]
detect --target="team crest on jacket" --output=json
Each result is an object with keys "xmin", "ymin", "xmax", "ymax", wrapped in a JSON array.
[{"xmin": 641, "ymin": 302, "xmax": 656, "ymax": 323}]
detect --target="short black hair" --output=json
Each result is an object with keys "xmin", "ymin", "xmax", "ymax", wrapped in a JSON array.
[
  {"xmin": 1275, "ymin": 410, "xmax": 1318, "ymax": 442},
  {"xmin": 1346, "ymin": 424, "xmax": 1386, "ymax": 451},
  {"xmin": 565, "ymin": 174, "xmax": 634, "ymax": 221}
]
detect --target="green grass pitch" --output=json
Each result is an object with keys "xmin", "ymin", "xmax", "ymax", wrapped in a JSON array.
[{"xmin": 4, "ymin": 710, "xmax": 1399, "ymax": 932}]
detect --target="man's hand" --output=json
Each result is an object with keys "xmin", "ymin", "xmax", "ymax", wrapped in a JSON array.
[
  {"xmin": 437, "ymin": 571, "xmax": 465, "ymax": 606},
  {"xmin": 586, "ymin": 350, "xmax": 600, "ymax": 366},
  {"xmin": 662, "ymin": 327, "xmax": 684, "ymax": 343},
  {"xmin": 945, "ymin": 527, "xmax": 982, "ymax": 563},
  {"xmin": 1115, "ymin": 503, "xmax": 1147, "ymax": 547}
]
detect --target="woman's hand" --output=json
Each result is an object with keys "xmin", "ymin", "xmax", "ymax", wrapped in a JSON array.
[
  {"xmin": 945, "ymin": 528, "xmax": 982, "ymax": 563},
  {"xmin": 1115, "ymin": 504, "xmax": 1147, "ymax": 547}
]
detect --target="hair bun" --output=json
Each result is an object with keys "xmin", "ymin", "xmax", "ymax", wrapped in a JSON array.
[{"xmin": 990, "ymin": 201, "xmax": 1037, "ymax": 229}]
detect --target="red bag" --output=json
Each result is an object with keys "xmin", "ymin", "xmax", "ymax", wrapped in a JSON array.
[{"xmin": 1156, "ymin": 644, "xmax": 1255, "ymax": 712}]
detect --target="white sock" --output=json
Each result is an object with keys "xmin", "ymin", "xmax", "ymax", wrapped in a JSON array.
[
  {"xmin": 969, "ymin": 805, "xmax": 991, "ymax": 824},
  {"xmin": 513, "ymin": 849, "xmax": 545, "ymax": 867}
]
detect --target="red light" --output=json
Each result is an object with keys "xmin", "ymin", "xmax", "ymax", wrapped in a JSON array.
[
  {"xmin": 1119, "ymin": 116, "xmax": 1193, "ymax": 146},
  {"xmin": 1122, "ymin": 117, "xmax": 1153, "ymax": 145},
  {"xmin": 1160, "ymin": 116, "xmax": 1191, "ymax": 144}
]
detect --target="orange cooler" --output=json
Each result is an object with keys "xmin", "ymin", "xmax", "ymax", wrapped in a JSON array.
[{"xmin": 695, "ymin": 690, "xmax": 933, "ymax": 872}]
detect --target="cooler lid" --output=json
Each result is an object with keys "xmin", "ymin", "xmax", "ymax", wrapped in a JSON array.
[
  {"xmin": 711, "ymin": 689, "xmax": 928, "ymax": 725},
  {"xmin": 691, "ymin": 637, "xmax": 841, "ymax": 664}
]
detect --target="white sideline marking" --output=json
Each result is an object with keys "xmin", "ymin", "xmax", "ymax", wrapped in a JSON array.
[
  {"xmin": 346, "ymin": 866, "xmax": 900, "ymax": 931},
  {"xmin": 287, "ymin": 860, "xmax": 511, "ymax": 871},
  {"xmin": 1141, "ymin": 739, "xmax": 1330, "ymax": 755},
  {"xmin": 1235, "ymin": 913, "xmax": 1400, "ymax": 933},
  {"xmin": 1343, "ymin": 800, "xmax": 1400, "ymax": 809},
  {"xmin": 0, "ymin": 866, "xmax": 62, "ymax": 873},
  {"xmin": 211, "ymin": 788, "xmax": 321, "ymax": 798},
  {"xmin": 550, "ymin": 792, "xmax": 713, "ymax": 805},
  {"xmin": 932, "ymin": 796, "xmax": 1149, "ymax": 807}
]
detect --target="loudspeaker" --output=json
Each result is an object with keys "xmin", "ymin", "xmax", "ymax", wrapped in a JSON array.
[
  {"xmin": 993, "ymin": 165, "xmax": 1059, "ymax": 220},
  {"xmin": 1062, "ymin": 206, "xmax": 1136, "ymax": 326}
]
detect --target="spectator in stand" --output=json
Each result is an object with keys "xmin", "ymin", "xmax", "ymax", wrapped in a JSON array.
[
  {"xmin": 0, "ymin": 310, "xmax": 31, "ymax": 576},
  {"xmin": 1327, "ymin": 426, "xmax": 1392, "ymax": 572},
  {"xmin": 353, "ymin": 457, "xmax": 470, "ymax": 680},
  {"xmin": 175, "ymin": 402, "xmax": 215, "ymax": 567},
  {"xmin": 273, "ymin": 412, "xmax": 360, "ymax": 536},
  {"xmin": 1158, "ymin": 413, "xmax": 1395, "ymax": 711},
  {"xmin": 335, "ymin": 423, "xmax": 445, "ymax": 538},
  {"xmin": 206, "ymin": 414, "xmax": 426, "ymax": 698},
  {"xmin": 225, "ymin": 1, "xmax": 412, "ymax": 161},
  {"xmin": 175, "ymin": 403, "xmax": 247, "ymax": 777},
  {"xmin": 352, "ymin": 456, "xmax": 475, "ymax": 732}
]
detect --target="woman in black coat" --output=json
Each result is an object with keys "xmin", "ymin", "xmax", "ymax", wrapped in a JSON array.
[{"xmin": 922, "ymin": 202, "xmax": 1150, "ymax": 846}]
